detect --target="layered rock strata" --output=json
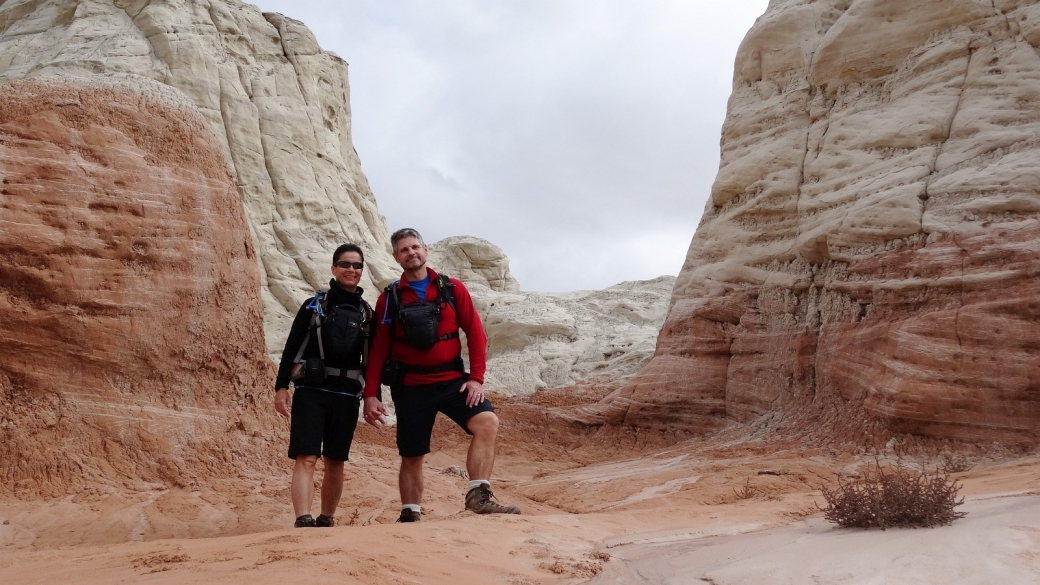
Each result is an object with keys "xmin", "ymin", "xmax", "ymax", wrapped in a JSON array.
[
  {"xmin": 0, "ymin": 80, "xmax": 279, "ymax": 497},
  {"xmin": 598, "ymin": 0, "xmax": 1040, "ymax": 444},
  {"xmin": 428, "ymin": 237, "xmax": 674, "ymax": 396},
  {"xmin": 0, "ymin": 0, "xmax": 399, "ymax": 356}
]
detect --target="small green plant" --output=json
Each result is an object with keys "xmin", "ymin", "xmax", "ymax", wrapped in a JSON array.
[{"xmin": 819, "ymin": 459, "xmax": 966, "ymax": 529}]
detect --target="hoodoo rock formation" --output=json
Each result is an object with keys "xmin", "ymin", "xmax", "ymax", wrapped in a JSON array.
[
  {"xmin": 595, "ymin": 0, "xmax": 1040, "ymax": 445},
  {"xmin": 428, "ymin": 236, "xmax": 521, "ymax": 293},
  {"xmin": 0, "ymin": 0, "xmax": 399, "ymax": 356},
  {"xmin": 0, "ymin": 79, "xmax": 280, "ymax": 497}
]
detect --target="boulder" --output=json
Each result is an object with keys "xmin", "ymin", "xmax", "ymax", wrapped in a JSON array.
[{"xmin": 428, "ymin": 236, "xmax": 520, "ymax": 292}]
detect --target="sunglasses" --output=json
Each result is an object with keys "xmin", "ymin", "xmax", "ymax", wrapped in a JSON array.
[{"xmin": 335, "ymin": 261, "xmax": 364, "ymax": 270}]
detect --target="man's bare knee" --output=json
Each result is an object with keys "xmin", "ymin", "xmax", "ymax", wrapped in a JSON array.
[
  {"xmin": 467, "ymin": 412, "xmax": 499, "ymax": 437},
  {"xmin": 323, "ymin": 457, "xmax": 344, "ymax": 476},
  {"xmin": 296, "ymin": 455, "xmax": 318, "ymax": 469}
]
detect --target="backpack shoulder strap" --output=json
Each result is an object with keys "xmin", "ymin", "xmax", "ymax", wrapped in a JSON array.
[
  {"xmin": 358, "ymin": 297, "xmax": 374, "ymax": 367},
  {"xmin": 306, "ymin": 291, "xmax": 328, "ymax": 324},
  {"xmin": 294, "ymin": 291, "xmax": 327, "ymax": 363},
  {"xmin": 382, "ymin": 280, "xmax": 400, "ymax": 323},
  {"xmin": 435, "ymin": 274, "xmax": 456, "ymax": 313},
  {"xmin": 359, "ymin": 298, "xmax": 374, "ymax": 324}
]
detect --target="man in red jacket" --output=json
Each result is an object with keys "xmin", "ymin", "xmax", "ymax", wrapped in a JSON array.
[{"xmin": 363, "ymin": 228, "xmax": 520, "ymax": 522}]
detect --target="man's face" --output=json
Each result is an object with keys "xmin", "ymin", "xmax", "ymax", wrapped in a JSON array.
[
  {"xmin": 332, "ymin": 251, "xmax": 364, "ymax": 290},
  {"xmin": 393, "ymin": 236, "xmax": 427, "ymax": 271}
]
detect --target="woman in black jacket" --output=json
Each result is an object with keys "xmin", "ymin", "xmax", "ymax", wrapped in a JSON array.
[{"xmin": 274, "ymin": 243, "xmax": 372, "ymax": 528}]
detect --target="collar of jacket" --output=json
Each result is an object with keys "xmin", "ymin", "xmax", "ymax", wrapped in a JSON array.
[{"xmin": 327, "ymin": 279, "xmax": 365, "ymax": 303}]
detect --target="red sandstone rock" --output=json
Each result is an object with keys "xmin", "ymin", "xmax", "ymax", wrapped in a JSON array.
[{"xmin": 0, "ymin": 80, "xmax": 280, "ymax": 498}]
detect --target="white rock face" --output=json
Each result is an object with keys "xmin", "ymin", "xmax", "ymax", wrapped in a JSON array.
[
  {"xmin": 599, "ymin": 0, "xmax": 1040, "ymax": 443},
  {"xmin": 0, "ymin": 0, "xmax": 399, "ymax": 356},
  {"xmin": 428, "ymin": 238, "xmax": 674, "ymax": 395},
  {"xmin": 477, "ymin": 278, "xmax": 676, "ymax": 396},
  {"xmin": 680, "ymin": 0, "xmax": 1040, "ymax": 299}
]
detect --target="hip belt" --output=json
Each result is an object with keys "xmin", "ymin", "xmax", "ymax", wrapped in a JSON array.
[{"xmin": 324, "ymin": 367, "xmax": 364, "ymax": 386}]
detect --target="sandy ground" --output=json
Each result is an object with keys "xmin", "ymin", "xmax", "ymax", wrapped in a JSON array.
[{"xmin": 2, "ymin": 394, "xmax": 1039, "ymax": 584}]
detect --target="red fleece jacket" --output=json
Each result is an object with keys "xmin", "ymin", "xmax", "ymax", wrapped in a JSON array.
[{"xmin": 363, "ymin": 268, "xmax": 487, "ymax": 398}]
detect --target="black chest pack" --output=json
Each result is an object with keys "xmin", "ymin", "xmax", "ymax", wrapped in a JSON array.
[
  {"xmin": 290, "ymin": 292, "xmax": 373, "ymax": 390},
  {"xmin": 386, "ymin": 274, "xmax": 458, "ymax": 350},
  {"xmin": 379, "ymin": 274, "xmax": 465, "ymax": 388}
]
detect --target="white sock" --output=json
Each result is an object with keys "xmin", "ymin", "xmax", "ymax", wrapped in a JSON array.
[
  {"xmin": 468, "ymin": 479, "xmax": 490, "ymax": 492},
  {"xmin": 402, "ymin": 504, "xmax": 421, "ymax": 513}
]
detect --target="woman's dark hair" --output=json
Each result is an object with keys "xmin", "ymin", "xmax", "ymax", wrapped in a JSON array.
[{"xmin": 333, "ymin": 243, "xmax": 364, "ymax": 265}]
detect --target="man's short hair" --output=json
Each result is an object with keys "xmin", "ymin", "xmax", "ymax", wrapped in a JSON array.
[
  {"xmin": 333, "ymin": 243, "xmax": 364, "ymax": 265},
  {"xmin": 390, "ymin": 228, "xmax": 424, "ymax": 253}
]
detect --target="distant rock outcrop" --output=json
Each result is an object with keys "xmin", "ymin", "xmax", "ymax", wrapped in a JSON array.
[
  {"xmin": 596, "ymin": 0, "xmax": 1040, "ymax": 445},
  {"xmin": 478, "ymin": 277, "xmax": 676, "ymax": 395},
  {"xmin": 429, "ymin": 237, "xmax": 673, "ymax": 395},
  {"xmin": 0, "ymin": 79, "xmax": 279, "ymax": 497},
  {"xmin": 0, "ymin": 0, "xmax": 399, "ymax": 357},
  {"xmin": 428, "ymin": 236, "xmax": 520, "ymax": 293}
]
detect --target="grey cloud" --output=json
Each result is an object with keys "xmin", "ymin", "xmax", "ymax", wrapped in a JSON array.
[{"xmin": 249, "ymin": 0, "xmax": 768, "ymax": 291}]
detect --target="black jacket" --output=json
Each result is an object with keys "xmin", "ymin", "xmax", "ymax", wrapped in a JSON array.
[{"xmin": 275, "ymin": 281, "xmax": 372, "ymax": 393}]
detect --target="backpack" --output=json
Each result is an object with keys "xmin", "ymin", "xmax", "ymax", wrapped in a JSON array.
[
  {"xmin": 384, "ymin": 274, "xmax": 457, "ymax": 350},
  {"xmin": 291, "ymin": 292, "xmax": 373, "ymax": 389}
]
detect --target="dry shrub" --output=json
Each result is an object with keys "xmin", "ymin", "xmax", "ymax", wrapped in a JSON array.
[
  {"xmin": 939, "ymin": 452, "xmax": 974, "ymax": 473},
  {"xmin": 820, "ymin": 459, "xmax": 966, "ymax": 529},
  {"xmin": 733, "ymin": 477, "xmax": 759, "ymax": 500},
  {"xmin": 346, "ymin": 507, "xmax": 361, "ymax": 526}
]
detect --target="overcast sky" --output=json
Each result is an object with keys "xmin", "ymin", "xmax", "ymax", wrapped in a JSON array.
[{"xmin": 249, "ymin": 0, "xmax": 768, "ymax": 291}]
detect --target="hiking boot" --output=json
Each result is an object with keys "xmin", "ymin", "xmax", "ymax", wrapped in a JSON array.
[
  {"xmin": 294, "ymin": 514, "xmax": 317, "ymax": 528},
  {"xmin": 397, "ymin": 509, "xmax": 421, "ymax": 523},
  {"xmin": 315, "ymin": 514, "xmax": 335, "ymax": 527},
  {"xmin": 465, "ymin": 485, "xmax": 521, "ymax": 515}
]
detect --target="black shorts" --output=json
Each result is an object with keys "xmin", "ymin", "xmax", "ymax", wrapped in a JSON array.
[
  {"xmin": 288, "ymin": 387, "xmax": 360, "ymax": 461},
  {"xmin": 391, "ymin": 376, "xmax": 495, "ymax": 458}
]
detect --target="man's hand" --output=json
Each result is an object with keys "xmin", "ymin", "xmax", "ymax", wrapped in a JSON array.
[
  {"xmin": 460, "ymin": 380, "xmax": 485, "ymax": 407},
  {"xmin": 363, "ymin": 396, "xmax": 388, "ymax": 428},
  {"xmin": 275, "ymin": 388, "xmax": 291, "ymax": 418}
]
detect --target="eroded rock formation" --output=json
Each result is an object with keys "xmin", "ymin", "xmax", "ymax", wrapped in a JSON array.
[
  {"xmin": 428, "ymin": 237, "xmax": 674, "ymax": 396},
  {"xmin": 479, "ymin": 277, "xmax": 676, "ymax": 395},
  {"xmin": 0, "ymin": 79, "xmax": 280, "ymax": 497},
  {"xmin": 428, "ymin": 236, "xmax": 520, "ymax": 293},
  {"xmin": 0, "ymin": 0, "xmax": 399, "ymax": 356},
  {"xmin": 597, "ymin": 0, "xmax": 1040, "ymax": 445}
]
